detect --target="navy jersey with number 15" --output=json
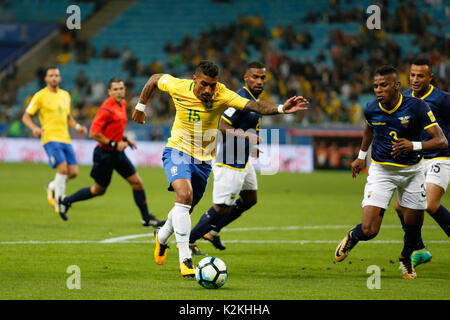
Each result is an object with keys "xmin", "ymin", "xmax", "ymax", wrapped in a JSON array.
[
  {"xmin": 215, "ymin": 87, "xmax": 262, "ymax": 170},
  {"xmin": 364, "ymin": 95, "xmax": 438, "ymax": 166},
  {"xmin": 403, "ymin": 85, "xmax": 450, "ymax": 160}
]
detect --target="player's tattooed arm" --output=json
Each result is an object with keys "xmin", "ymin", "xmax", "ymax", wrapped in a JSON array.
[
  {"xmin": 244, "ymin": 96, "xmax": 309, "ymax": 115},
  {"xmin": 139, "ymin": 73, "xmax": 163, "ymax": 104},
  {"xmin": 132, "ymin": 73, "xmax": 163, "ymax": 124}
]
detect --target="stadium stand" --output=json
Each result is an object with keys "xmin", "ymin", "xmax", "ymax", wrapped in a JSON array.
[{"xmin": 0, "ymin": 0, "xmax": 449, "ymax": 168}]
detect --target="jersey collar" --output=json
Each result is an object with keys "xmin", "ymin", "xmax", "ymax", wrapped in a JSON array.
[
  {"xmin": 378, "ymin": 94, "xmax": 403, "ymax": 114},
  {"xmin": 243, "ymin": 86, "xmax": 259, "ymax": 102},
  {"xmin": 412, "ymin": 84, "xmax": 434, "ymax": 100}
]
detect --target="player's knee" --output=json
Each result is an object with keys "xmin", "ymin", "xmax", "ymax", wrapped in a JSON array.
[
  {"xmin": 361, "ymin": 224, "xmax": 379, "ymax": 239},
  {"xmin": 68, "ymin": 171, "xmax": 78, "ymax": 179},
  {"xmin": 176, "ymin": 189, "xmax": 193, "ymax": 205},
  {"xmin": 426, "ymin": 201, "xmax": 440, "ymax": 215},
  {"xmin": 91, "ymin": 185, "xmax": 106, "ymax": 196}
]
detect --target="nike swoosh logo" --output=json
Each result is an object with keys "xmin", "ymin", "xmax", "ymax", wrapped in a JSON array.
[{"xmin": 175, "ymin": 232, "xmax": 187, "ymax": 236}]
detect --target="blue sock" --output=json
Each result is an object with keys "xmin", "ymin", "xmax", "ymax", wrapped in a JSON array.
[
  {"xmin": 189, "ymin": 206, "xmax": 221, "ymax": 243},
  {"xmin": 65, "ymin": 187, "xmax": 93, "ymax": 204},
  {"xmin": 398, "ymin": 214, "xmax": 425, "ymax": 250},
  {"xmin": 350, "ymin": 223, "xmax": 374, "ymax": 241},
  {"xmin": 401, "ymin": 224, "xmax": 422, "ymax": 259},
  {"xmin": 429, "ymin": 205, "xmax": 450, "ymax": 237},
  {"xmin": 132, "ymin": 189, "xmax": 151, "ymax": 221},
  {"xmin": 214, "ymin": 198, "xmax": 246, "ymax": 232}
]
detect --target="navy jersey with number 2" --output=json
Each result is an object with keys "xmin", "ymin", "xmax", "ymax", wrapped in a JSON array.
[{"xmin": 364, "ymin": 95, "xmax": 438, "ymax": 166}]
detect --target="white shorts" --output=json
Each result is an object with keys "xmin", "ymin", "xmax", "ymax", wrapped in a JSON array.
[
  {"xmin": 362, "ymin": 161, "xmax": 427, "ymax": 210},
  {"xmin": 212, "ymin": 161, "xmax": 258, "ymax": 206},
  {"xmin": 424, "ymin": 159, "xmax": 450, "ymax": 192}
]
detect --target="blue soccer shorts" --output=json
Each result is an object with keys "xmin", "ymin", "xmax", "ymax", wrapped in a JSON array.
[
  {"xmin": 43, "ymin": 142, "xmax": 77, "ymax": 168},
  {"xmin": 162, "ymin": 147, "xmax": 212, "ymax": 204}
]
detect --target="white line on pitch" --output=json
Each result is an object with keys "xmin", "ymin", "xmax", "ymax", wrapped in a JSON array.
[
  {"xmin": 0, "ymin": 239, "xmax": 449, "ymax": 245},
  {"xmin": 99, "ymin": 224, "xmax": 438, "ymax": 243}
]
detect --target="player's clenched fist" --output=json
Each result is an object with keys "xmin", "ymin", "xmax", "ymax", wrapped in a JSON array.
[{"xmin": 132, "ymin": 109, "xmax": 147, "ymax": 124}]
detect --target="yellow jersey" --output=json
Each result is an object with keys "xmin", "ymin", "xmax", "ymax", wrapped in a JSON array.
[
  {"xmin": 157, "ymin": 74, "xmax": 249, "ymax": 161},
  {"xmin": 25, "ymin": 87, "xmax": 72, "ymax": 145}
]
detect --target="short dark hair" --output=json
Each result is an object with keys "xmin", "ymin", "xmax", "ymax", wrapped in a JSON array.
[
  {"xmin": 247, "ymin": 61, "xmax": 266, "ymax": 70},
  {"xmin": 45, "ymin": 66, "xmax": 59, "ymax": 75},
  {"xmin": 108, "ymin": 77, "xmax": 123, "ymax": 88},
  {"xmin": 374, "ymin": 65, "xmax": 398, "ymax": 77},
  {"xmin": 411, "ymin": 58, "xmax": 432, "ymax": 68},
  {"xmin": 195, "ymin": 60, "xmax": 219, "ymax": 78}
]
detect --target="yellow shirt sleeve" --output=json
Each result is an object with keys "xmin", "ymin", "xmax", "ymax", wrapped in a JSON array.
[
  {"xmin": 157, "ymin": 74, "xmax": 185, "ymax": 95},
  {"xmin": 25, "ymin": 91, "xmax": 42, "ymax": 115},
  {"xmin": 217, "ymin": 85, "xmax": 249, "ymax": 110}
]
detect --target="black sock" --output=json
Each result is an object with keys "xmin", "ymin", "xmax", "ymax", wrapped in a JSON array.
[
  {"xmin": 65, "ymin": 187, "xmax": 93, "ymax": 204},
  {"xmin": 132, "ymin": 189, "xmax": 151, "ymax": 221},
  {"xmin": 214, "ymin": 198, "xmax": 247, "ymax": 232},
  {"xmin": 189, "ymin": 206, "xmax": 221, "ymax": 243},
  {"xmin": 350, "ymin": 223, "xmax": 374, "ymax": 241},
  {"xmin": 429, "ymin": 205, "xmax": 450, "ymax": 237},
  {"xmin": 398, "ymin": 214, "xmax": 425, "ymax": 250},
  {"xmin": 401, "ymin": 224, "xmax": 422, "ymax": 259}
]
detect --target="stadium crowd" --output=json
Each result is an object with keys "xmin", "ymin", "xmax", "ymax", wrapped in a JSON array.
[{"xmin": 1, "ymin": 0, "xmax": 449, "ymax": 133}]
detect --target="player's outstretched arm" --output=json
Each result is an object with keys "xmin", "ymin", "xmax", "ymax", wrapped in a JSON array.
[
  {"xmin": 243, "ymin": 96, "xmax": 309, "ymax": 115},
  {"xmin": 352, "ymin": 124, "xmax": 373, "ymax": 178},
  {"xmin": 132, "ymin": 73, "xmax": 164, "ymax": 124},
  {"xmin": 391, "ymin": 125, "xmax": 448, "ymax": 158}
]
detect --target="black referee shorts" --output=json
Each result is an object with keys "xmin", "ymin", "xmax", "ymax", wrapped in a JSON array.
[{"xmin": 90, "ymin": 146, "xmax": 136, "ymax": 188}]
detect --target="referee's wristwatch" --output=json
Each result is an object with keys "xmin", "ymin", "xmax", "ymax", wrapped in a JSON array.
[{"xmin": 108, "ymin": 140, "xmax": 118, "ymax": 150}]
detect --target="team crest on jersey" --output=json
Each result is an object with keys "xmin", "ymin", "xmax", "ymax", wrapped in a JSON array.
[
  {"xmin": 205, "ymin": 101, "xmax": 213, "ymax": 109},
  {"xmin": 171, "ymin": 166, "xmax": 178, "ymax": 176},
  {"xmin": 398, "ymin": 115, "xmax": 410, "ymax": 127}
]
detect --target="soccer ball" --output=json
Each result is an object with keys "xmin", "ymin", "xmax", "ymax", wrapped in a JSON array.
[{"xmin": 195, "ymin": 257, "xmax": 228, "ymax": 289}]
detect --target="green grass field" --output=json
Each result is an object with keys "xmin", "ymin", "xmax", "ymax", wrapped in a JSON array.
[{"xmin": 0, "ymin": 162, "xmax": 449, "ymax": 300}]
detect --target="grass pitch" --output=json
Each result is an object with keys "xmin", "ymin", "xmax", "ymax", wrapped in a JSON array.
[{"xmin": 0, "ymin": 162, "xmax": 449, "ymax": 300}]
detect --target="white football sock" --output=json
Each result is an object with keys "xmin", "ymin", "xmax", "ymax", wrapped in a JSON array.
[
  {"xmin": 53, "ymin": 173, "xmax": 67, "ymax": 209},
  {"xmin": 48, "ymin": 180, "xmax": 55, "ymax": 191},
  {"xmin": 157, "ymin": 210, "xmax": 174, "ymax": 245},
  {"xmin": 171, "ymin": 202, "xmax": 192, "ymax": 263}
]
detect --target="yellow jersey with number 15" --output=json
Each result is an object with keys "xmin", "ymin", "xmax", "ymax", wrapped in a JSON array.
[
  {"xmin": 157, "ymin": 74, "xmax": 249, "ymax": 161},
  {"xmin": 25, "ymin": 87, "xmax": 72, "ymax": 145}
]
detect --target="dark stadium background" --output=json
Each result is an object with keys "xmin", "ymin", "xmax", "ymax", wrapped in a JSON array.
[{"xmin": 0, "ymin": 0, "xmax": 448, "ymax": 170}]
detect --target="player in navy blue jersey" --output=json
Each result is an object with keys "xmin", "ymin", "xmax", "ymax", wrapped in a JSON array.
[
  {"xmin": 334, "ymin": 65, "xmax": 447, "ymax": 279},
  {"xmin": 394, "ymin": 59, "xmax": 450, "ymax": 267},
  {"xmin": 188, "ymin": 62, "xmax": 266, "ymax": 254}
]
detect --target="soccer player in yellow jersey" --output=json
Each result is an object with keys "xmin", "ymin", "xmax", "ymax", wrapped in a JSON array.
[
  {"xmin": 132, "ymin": 60, "xmax": 309, "ymax": 277},
  {"xmin": 22, "ymin": 66, "xmax": 87, "ymax": 217}
]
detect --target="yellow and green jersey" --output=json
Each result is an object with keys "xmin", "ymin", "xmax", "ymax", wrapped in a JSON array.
[
  {"xmin": 25, "ymin": 87, "xmax": 72, "ymax": 145},
  {"xmin": 157, "ymin": 74, "xmax": 249, "ymax": 161}
]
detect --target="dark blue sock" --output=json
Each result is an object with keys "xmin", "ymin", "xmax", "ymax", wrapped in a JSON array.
[
  {"xmin": 189, "ymin": 206, "xmax": 221, "ymax": 243},
  {"xmin": 65, "ymin": 187, "xmax": 93, "ymax": 204},
  {"xmin": 350, "ymin": 223, "xmax": 374, "ymax": 241},
  {"xmin": 401, "ymin": 224, "xmax": 422, "ymax": 259},
  {"xmin": 429, "ymin": 205, "xmax": 450, "ymax": 237},
  {"xmin": 214, "ymin": 198, "xmax": 247, "ymax": 232},
  {"xmin": 133, "ymin": 189, "xmax": 151, "ymax": 221},
  {"xmin": 398, "ymin": 214, "xmax": 425, "ymax": 250}
]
